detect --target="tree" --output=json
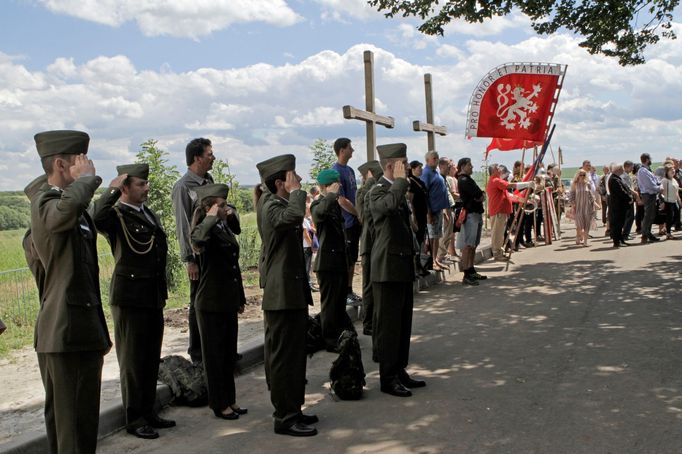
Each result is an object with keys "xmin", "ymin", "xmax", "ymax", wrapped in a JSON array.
[
  {"xmin": 211, "ymin": 158, "xmax": 245, "ymax": 212},
  {"xmin": 135, "ymin": 139, "xmax": 183, "ymax": 289},
  {"xmin": 368, "ymin": 0, "xmax": 678, "ymax": 65},
  {"xmin": 309, "ymin": 139, "xmax": 336, "ymax": 181}
]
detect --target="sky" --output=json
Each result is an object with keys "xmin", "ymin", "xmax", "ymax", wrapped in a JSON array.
[{"xmin": 1, "ymin": 0, "xmax": 681, "ymax": 190}]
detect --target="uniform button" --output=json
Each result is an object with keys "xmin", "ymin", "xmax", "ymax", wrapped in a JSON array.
[
  {"xmin": 232, "ymin": 253, "xmax": 237, "ymax": 257},
  {"xmin": 86, "ymin": 303, "xmax": 91, "ymax": 307},
  {"xmin": 131, "ymin": 274, "xmax": 135, "ymax": 278},
  {"xmin": 233, "ymin": 266, "xmax": 237, "ymax": 270},
  {"xmin": 233, "ymin": 278, "xmax": 238, "ymax": 282}
]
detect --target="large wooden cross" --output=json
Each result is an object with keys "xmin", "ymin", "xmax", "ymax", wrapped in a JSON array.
[
  {"xmin": 412, "ymin": 73, "xmax": 447, "ymax": 152},
  {"xmin": 342, "ymin": 50, "xmax": 395, "ymax": 161}
]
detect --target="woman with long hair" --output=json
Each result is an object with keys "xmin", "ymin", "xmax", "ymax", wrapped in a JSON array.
[
  {"xmin": 661, "ymin": 165, "xmax": 681, "ymax": 240},
  {"xmin": 569, "ymin": 170, "xmax": 597, "ymax": 246},
  {"xmin": 190, "ymin": 184, "xmax": 247, "ymax": 420}
]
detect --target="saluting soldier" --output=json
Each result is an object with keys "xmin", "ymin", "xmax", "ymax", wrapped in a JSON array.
[
  {"xmin": 30, "ymin": 130, "xmax": 111, "ymax": 453},
  {"xmin": 311, "ymin": 169, "xmax": 353, "ymax": 352},
  {"xmin": 355, "ymin": 160, "xmax": 383, "ymax": 339},
  {"xmin": 91, "ymin": 163, "xmax": 175, "ymax": 439},
  {"xmin": 369, "ymin": 143, "xmax": 426, "ymax": 398},
  {"xmin": 256, "ymin": 155, "xmax": 318, "ymax": 437}
]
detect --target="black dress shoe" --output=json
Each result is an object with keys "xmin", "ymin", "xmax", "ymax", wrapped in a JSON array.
[
  {"xmin": 146, "ymin": 414, "xmax": 176, "ymax": 429},
  {"xmin": 127, "ymin": 425, "xmax": 159, "ymax": 440},
  {"xmin": 399, "ymin": 371, "xmax": 426, "ymax": 389},
  {"xmin": 299, "ymin": 413, "xmax": 319, "ymax": 424},
  {"xmin": 620, "ymin": 241, "xmax": 630, "ymax": 246},
  {"xmin": 648, "ymin": 235, "xmax": 660, "ymax": 242},
  {"xmin": 231, "ymin": 406, "xmax": 248, "ymax": 415},
  {"xmin": 213, "ymin": 409, "xmax": 239, "ymax": 420},
  {"xmin": 275, "ymin": 422, "xmax": 318, "ymax": 437},
  {"xmin": 380, "ymin": 380, "xmax": 412, "ymax": 397}
]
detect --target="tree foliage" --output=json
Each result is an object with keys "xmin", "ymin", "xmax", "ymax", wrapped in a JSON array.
[
  {"xmin": 367, "ymin": 0, "xmax": 678, "ymax": 65},
  {"xmin": 211, "ymin": 158, "xmax": 246, "ymax": 212},
  {"xmin": 135, "ymin": 139, "xmax": 183, "ymax": 289},
  {"xmin": 309, "ymin": 138, "xmax": 337, "ymax": 181}
]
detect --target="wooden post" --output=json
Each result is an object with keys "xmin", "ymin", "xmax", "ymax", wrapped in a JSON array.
[
  {"xmin": 412, "ymin": 73, "xmax": 447, "ymax": 152},
  {"xmin": 342, "ymin": 50, "xmax": 395, "ymax": 161}
]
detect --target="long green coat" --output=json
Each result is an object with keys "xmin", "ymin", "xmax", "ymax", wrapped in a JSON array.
[
  {"xmin": 357, "ymin": 177, "xmax": 377, "ymax": 257},
  {"xmin": 311, "ymin": 192, "xmax": 348, "ymax": 272}
]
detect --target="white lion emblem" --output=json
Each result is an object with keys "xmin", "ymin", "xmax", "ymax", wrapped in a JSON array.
[{"xmin": 496, "ymin": 83, "xmax": 542, "ymax": 130}]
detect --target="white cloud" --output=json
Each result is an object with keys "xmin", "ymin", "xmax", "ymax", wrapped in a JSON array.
[
  {"xmin": 314, "ymin": 0, "xmax": 380, "ymax": 21},
  {"xmin": 38, "ymin": 0, "xmax": 301, "ymax": 38}
]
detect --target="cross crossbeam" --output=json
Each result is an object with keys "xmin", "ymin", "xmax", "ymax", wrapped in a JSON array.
[{"xmin": 412, "ymin": 73, "xmax": 447, "ymax": 151}]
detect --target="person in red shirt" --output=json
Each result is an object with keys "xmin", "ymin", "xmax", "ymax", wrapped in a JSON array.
[{"xmin": 486, "ymin": 164, "xmax": 531, "ymax": 260}]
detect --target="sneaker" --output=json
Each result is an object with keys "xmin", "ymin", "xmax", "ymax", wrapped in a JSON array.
[
  {"xmin": 470, "ymin": 271, "xmax": 488, "ymax": 280},
  {"xmin": 462, "ymin": 275, "xmax": 479, "ymax": 286}
]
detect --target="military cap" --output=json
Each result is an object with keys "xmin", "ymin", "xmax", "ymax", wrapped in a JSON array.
[
  {"xmin": 24, "ymin": 175, "xmax": 48, "ymax": 201},
  {"xmin": 117, "ymin": 163, "xmax": 149, "ymax": 180},
  {"xmin": 34, "ymin": 130, "xmax": 89, "ymax": 159},
  {"xmin": 376, "ymin": 143, "xmax": 407, "ymax": 160},
  {"xmin": 256, "ymin": 154, "xmax": 296, "ymax": 181},
  {"xmin": 317, "ymin": 169, "xmax": 340, "ymax": 185},
  {"xmin": 195, "ymin": 183, "xmax": 229, "ymax": 204}
]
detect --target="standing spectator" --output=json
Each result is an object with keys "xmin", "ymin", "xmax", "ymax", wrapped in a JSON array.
[
  {"xmin": 331, "ymin": 138, "xmax": 362, "ymax": 305},
  {"xmin": 171, "ymin": 138, "xmax": 215, "ymax": 364},
  {"xmin": 632, "ymin": 163, "xmax": 645, "ymax": 234},
  {"xmin": 607, "ymin": 164, "xmax": 633, "ymax": 247},
  {"xmin": 486, "ymin": 163, "xmax": 531, "ymax": 260},
  {"xmin": 637, "ymin": 153, "xmax": 662, "ymax": 243},
  {"xmin": 438, "ymin": 158, "xmax": 455, "ymax": 263},
  {"xmin": 621, "ymin": 161, "xmax": 638, "ymax": 240},
  {"xmin": 302, "ymin": 195, "xmax": 317, "ymax": 292},
  {"xmin": 661, "ymin": 165, "xmax": 681, "ymax": 239},
  {"xmin": 408, "ymin": 161, "xmax": 428, "ymax": 258},
  {"xmin": 420, "ymin": 150, "xmax": 450, "ymax": 270},
  {"xmin": 446, "ymin": 163, "xmax": 461, "ymax": 259},
  {"xmin": 190, "ymin": 184, "xmax": 248, "ymax": 421},
  {"xmin": 456, "ymin": 157, "xmax": 487, "ymax": 286},
  {"xmin": 599, "ymin": 165, "xmax": 611, "ymax": 234},
  {"xmin": 569, "ymin": 170, "xmax": 597, "ymax": 246}
]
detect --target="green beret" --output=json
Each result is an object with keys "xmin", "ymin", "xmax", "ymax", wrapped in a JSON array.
[
  {"xmin": 376, "ymin": 143, "xmax": 407, "ymax": 160},
  {"xmin": 358, "ymin": 160, "xmax": 383, "ymax": 179},
  {"xmin": 256, "ymin": 154, "xmax": 296, "ymax": 181},
  {"xmin": 34, "ymin": 130, "xmax": 89, "ymax": 159},
  {"xmin": 24, "ymin": 175, "xmax": 48, "ymax": 201},
  {"xmin": 194, "ymin": 183, "xmax": 229, "ymax": 204},
  {"xmin": 317, "ymin": 169, "xmax": 340, "ymax": 185},
  {"xmin": 117, "ymin": 163, "xmax": 149, "ymax": 180}
]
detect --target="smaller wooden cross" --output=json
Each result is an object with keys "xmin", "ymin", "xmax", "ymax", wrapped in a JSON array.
[
  {"xmin": 342, "ymin": 50, "xmax": 395, "ymax": 161},
  {"xmin": 412, "ymin": 73, "xmax": 447, "ymax": 152}
]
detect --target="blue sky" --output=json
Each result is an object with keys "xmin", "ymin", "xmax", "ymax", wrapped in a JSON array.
[{"xmin": 1, "ymin": 0, "xmax": 681, "ymax": 190}]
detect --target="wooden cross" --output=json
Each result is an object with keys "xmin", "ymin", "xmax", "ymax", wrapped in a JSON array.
[
  {"xmin": 412, "ymin": 73, "xmax": 447, "ymax": 152},
  {"xmin": 342, "ymin": 50, "xmax": 395, "ymax": 161}
]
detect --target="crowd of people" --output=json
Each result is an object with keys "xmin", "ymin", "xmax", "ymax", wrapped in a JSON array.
[{"xmin": 19, "ymin": 127, "xmax": 682, "ymax": 452}]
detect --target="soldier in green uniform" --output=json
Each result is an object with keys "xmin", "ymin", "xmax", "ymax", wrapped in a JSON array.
[
  {"xmin": 23, "ymin": 175, "xmax": 48, "ymax": 300},
  {"xmin": 30, "ymin": 130, "xmax": 112, "ymax": 453},
  {"xmin": 369, "ymin": 143, "xmax": 426, "ymax": 398},
  {"xmin": 91, "ymin": 163, "xmax": 175, "ymax": 439},
  {"xmin": 311, "ymin": 169, "xmax": 353, "ymax": 352},
  {"xmin": 355, "ymin": 161, "xmax": 383, "ymax": 339},
  {"xmin": 256, "ymin": 155, "xmax": 318, "ymax": 437},
  {"xmin": 190, "ymin": 183, "xmax": 248, "ymax": 421}
]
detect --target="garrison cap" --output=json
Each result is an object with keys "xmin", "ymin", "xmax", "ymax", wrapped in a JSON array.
[
  {"xmin": 317, "ymin": 169, "xmax": 340, "ymax": 185},
  {"xmin": 256, "ymin": 154, "xmax": 296, "ymax": 181},
  {"xmin": 117, "ymin": 163, "xmax": 149, "ymax": 180},
  {"xmin": 359, "ymin": 160, "xmax": 384, "ymax": 179},
  {"xmin": 34, "ymin": 130, "xmax": 89, "ymax": 159},
  {"xmin": 24, "ymin": 175, "xmax": 48, "ymax": 201},
  {"xmin": 376, "ymin": 143, "xmax": 407, "ymax": 160},
  {"xmin": 194, "ymin": 183, "xmax": 229, "ymax": 204}
]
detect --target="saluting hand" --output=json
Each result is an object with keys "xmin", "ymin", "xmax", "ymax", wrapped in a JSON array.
[
  {"xmin": 70, "ymin": 154, "xmax": 96, "ymax": 179},
  {"xmin": 284, "ymin": 170, "xmax": 302, "ymax": 193},
  {"xmin": 110, "ymin": 173, "xmax": 127, "ymax": 189},
  {"xmin": 327, "ymin": 182, "xmax": 341, "ymax": 194},
  {"xmin": 394, "ymin": 160, "xmax": 406, "ymax": 179},
  {"xmin": 207, "ymin": 203, "xmax": 220, "ymax": 217}
]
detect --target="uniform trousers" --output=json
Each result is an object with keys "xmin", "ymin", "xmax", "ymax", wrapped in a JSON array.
[
  {"xmin": 360, "ymin": 254, "xmax": 374, "ymax": 332},
  {"xmin": 111, "ymin": 306, "xmax": 164, "ymax": 428},
  {"xmin": 373, "ymin": 281, "xmax": 414, "ymax": 385},
  {"xmin": 263, "ymin": 309, "xmax": 308, "ymax": 431},
  {"xmin": 37, "ymin": 351, "xmax": 104, "ymax": 454},
  {"xmin": 196, "ymin": 309, "xmax": 238, "ymax": 412},
  {"xmin": 318, "ymin": 271, "xmax": 353, "ymax": 350},
  {"xmin": 188, "ymin": 275, "xmax": 202, "ymax": 363}
]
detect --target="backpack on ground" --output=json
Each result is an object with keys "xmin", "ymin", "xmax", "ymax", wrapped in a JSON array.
[
  {"xmin": 306, "ymin": 313, "xmax": 325, "ymax": 356},
  {"xmin": 329, "ymin": 329, "xmax": 366, "ymax": 400},
  {"xmin": 157, "ymin": 355, "xmax": 208, "ymax": 407}
]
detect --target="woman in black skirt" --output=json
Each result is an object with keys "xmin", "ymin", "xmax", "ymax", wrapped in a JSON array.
[{"xmin": 191, "ymin": 184, "xmax": 247, "ymax": 420}]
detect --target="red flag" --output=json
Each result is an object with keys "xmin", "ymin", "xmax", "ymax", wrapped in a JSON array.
[
  {"xmin": 485, "ymin": 138, "xmax": 543, "ymax": 159},
  {"xmin": 466, "ymin": 63, "xmax": 566, "ymax": 142}
]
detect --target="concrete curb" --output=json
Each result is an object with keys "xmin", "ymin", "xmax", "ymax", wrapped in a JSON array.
[{"xmin": 0, "ymin": 245, "xmax": 491, "ymax": 454}]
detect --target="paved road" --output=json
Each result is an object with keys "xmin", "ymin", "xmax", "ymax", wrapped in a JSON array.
[{"xmin": 97, "ymin": 228, "xmax": 682, "ymax": 453}]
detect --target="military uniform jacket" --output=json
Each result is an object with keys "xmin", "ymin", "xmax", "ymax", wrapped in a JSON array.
[
  {"xmin": 191, "ymin": 215, "xmax": 247, "ymax": 312},
  {"xmin": 368, "ymin": 177, "xmax": 415, "ymax": 283},
  {"xmin": 30, "ymin": 176, "xmax": 111, "ymax": 353},
  {"xmin": 260, "ymin": 189, "xmax": 313, "ymax": 310},
  {"xmin": 91, "ymin": 189, "xmax": 168, "ymax": 309},
  {"xmin": 256, "ymin": 188, "xmax": 273, "ymax": 289},
  {"xmin": 311, "ymin": 192, "xmax": 348, "ymax": 273},
  {"xmin": 358, "ymin": 177, "xmax": 377, "ymax": 257}
]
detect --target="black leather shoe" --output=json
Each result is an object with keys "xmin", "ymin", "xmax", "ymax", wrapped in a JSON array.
[
  {"xmin": 381, "ymin": 380, "xmax": 412, "ymax": 397},
  {"xmin": 470, "ymin": 271, "xmax": 488, "ymax": 280},
  {"xmin": 127, "ymin": 425, "xmax": 159, "ymax": 440},
  {"xmin": 275, "ymin": 422, "xmax": 318, "ymax": 437},
  {"xmin": 147, "ymin": 414, "xmax": 176, "ymax": 429},
  {"xmin": 230, "ymin": 406, "xmax": 248, "ymax": 415},
  {"xmin": 620, "ymin": 241, "xmax": 630, "ymax": 246},
  {"xmin": 213, "ymin": 409, "xmax": 239, "ymax": 420},
  {"xmin": 299, "ymin": 413, "xmax": 319, "ymax": 424},
  {"xmin": 399, "ymin": 371, "xmax": 426, "ymax": 389},
  {"xmin": 648, "ymin": 235, "xmax": 660, "ymax": 242}
]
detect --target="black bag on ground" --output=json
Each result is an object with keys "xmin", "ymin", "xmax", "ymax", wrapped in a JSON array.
[
  {"xmin": 306, "ymin": 313, "xmax": 325, "ymax": 355},
  {"xmin": 329, "ymin": 330, "xmax": 366, "ymax": 400},
  {"xmin": 158, "ymin": 355, "xmax": 208, "ymax": 407}
]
